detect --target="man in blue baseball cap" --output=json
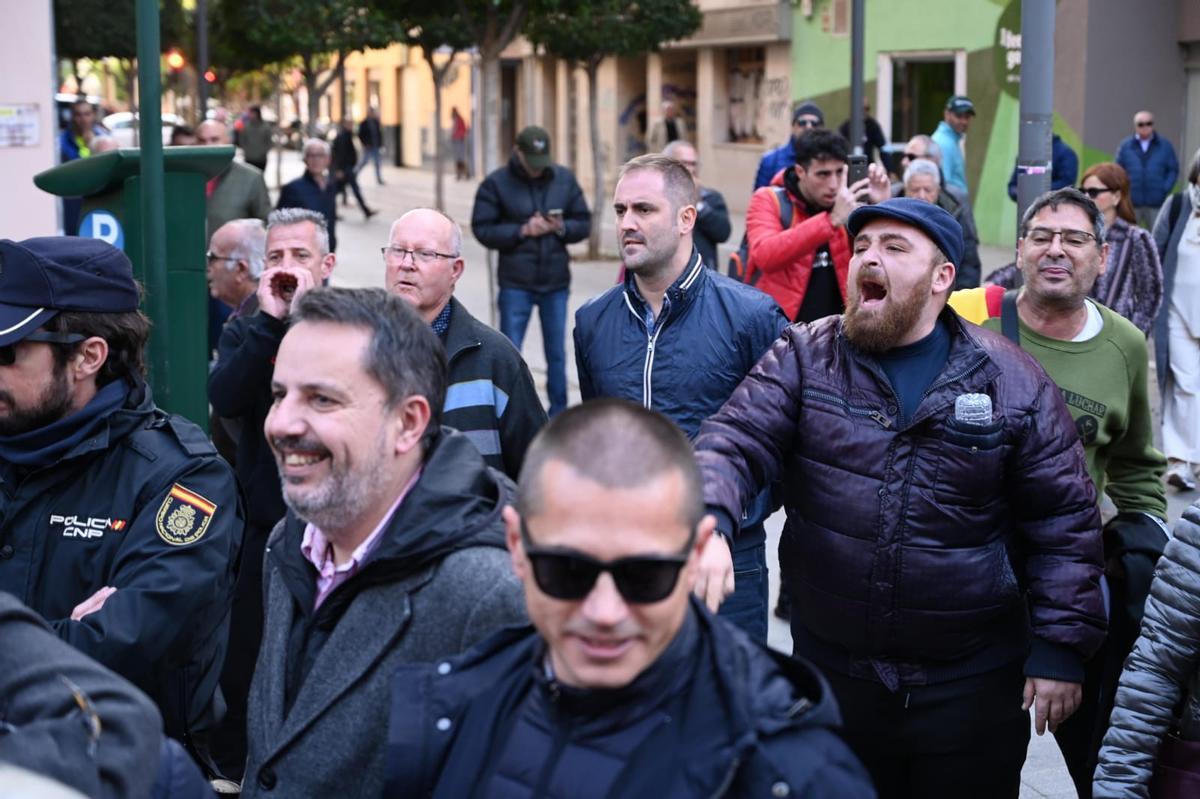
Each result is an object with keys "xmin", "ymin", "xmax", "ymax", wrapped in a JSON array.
[
  {"xmin": 0, "ymin": 237, "xmax": 244, "ymax": 782},
  {"xmin": 694, "ymin": 198, "xmax": 1106, "ymax": 796}
]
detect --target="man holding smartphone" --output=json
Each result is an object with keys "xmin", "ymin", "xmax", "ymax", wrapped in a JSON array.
[
  {"xmin": 472, "ymin": 126, "xmax": 591, "ymax": 417},
  {"xmin": 745, "ymin": 129, "xmax": 890, "ymax": 323}
]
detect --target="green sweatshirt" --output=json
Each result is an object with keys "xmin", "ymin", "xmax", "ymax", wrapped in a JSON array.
[{"xmin": 981, "ymin": 302, "xmax": 1167, "ymax": 519}]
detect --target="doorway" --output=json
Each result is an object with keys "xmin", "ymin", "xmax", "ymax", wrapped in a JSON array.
[{"xmin": 875, "ymin": 50, "xmax": 966, "ymax": 145}]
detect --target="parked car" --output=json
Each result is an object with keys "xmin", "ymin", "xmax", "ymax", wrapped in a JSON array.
[{"xmin": 101, "ymin": 111, "xmax": 185, "ymax": 147}]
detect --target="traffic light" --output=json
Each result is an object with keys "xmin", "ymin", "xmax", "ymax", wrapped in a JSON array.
[
  {"xmin": 166, "ymin": 50, "xmax": 185, "ymax": 73},
  {"xmin": 203, "ymin": 69, "xmax": 217, "ymax": 84}
]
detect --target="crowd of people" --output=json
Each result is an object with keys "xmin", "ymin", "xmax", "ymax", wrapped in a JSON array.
[{"xmin": 5, "ymin": 92, "xmax": 1199, "ymax": 799}]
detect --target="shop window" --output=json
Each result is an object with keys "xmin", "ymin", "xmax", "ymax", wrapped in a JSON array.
[{"xmin": 727, "ymin": 47, "xmax": 766, "ymax": 144}]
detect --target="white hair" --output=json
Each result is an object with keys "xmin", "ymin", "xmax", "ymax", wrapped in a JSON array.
[
  {"xmin": 224, "ymin": 219, "xmax": 267, "ymax": 279},
  {"xmin": 903, "ymin": 158, "xmax": 942, "ymax": 186}
]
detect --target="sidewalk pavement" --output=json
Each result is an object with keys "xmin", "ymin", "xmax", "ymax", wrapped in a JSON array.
[{"xmin": 262, "ymin": 147, "xmax": 1192, "ymax": 799}]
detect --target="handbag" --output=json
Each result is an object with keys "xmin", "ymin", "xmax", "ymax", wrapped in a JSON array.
[{"xmin": 1150, "ymin": 732, "xmax": 1200, "ymax": 798}]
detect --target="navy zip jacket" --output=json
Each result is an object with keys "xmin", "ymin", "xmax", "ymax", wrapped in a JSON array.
[
  {"xmin": 0, "ymin": 381, "xmax": 244, "ymax": 742},
  {"xmin": 385, "ymin": 598, "xmax": 874, "ymax": 798},
  {"xmin": 471, "ymin": 154, "xmax": 591, "ymax": 293},
  {"xmin": 1116, "ymin": 132, "xmax": 1180, "ymax": 209},
  {"xmin": 277, "ymin": 171, "xmax": 339, "ymax": 252},
  {"xmin": 574, "ymin": 252, "xmax": 787, "ymax": 541},
  {"xmin": 695, "ymin": 310, "xmax": 1106, "ymax": 690}
]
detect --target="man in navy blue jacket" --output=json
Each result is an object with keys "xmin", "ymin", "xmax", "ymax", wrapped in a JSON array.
[
  {"xmin": 385, "ymin": 400, "xmax": 874, "ymax": 798},
  {"xmin": 1116, "ymin": 110, "xmax": 1180, "ymax": 228},
  {"xmin": 574, "ymin": 153, "xmax": 787, "ymax": 640},
  {"xmin": 277, "ymin": 139, "xmax": 340, "ymax": 252}
]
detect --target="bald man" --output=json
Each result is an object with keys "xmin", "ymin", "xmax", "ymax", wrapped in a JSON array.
[
  {"xmin": 384, "ymin": 208, "xmax": 546, "ymax": 478},
  {"xmin": 197, "ymin": 119, "xmax": 271, "ymax": 242}
]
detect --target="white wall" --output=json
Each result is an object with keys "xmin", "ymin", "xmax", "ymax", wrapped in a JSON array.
[{"xmin": 0, "ymin": 1, "xmax": 58, "ymax": 237}]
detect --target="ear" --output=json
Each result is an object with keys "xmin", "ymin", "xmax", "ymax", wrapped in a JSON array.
[
  {"xmin": 320, "ymin": 252, "xmax": 337, "ymax": 280},
  {"xmin": 932, "ymin": 261, "xmax": 956, "ymax": 295},
  {"xmin": 450, "ymin": 257, "xmax": 465, "ymax": 287},
  {"xmin": 684, "ymin": 514, "xmax": 717, "ymax": 585},
  {"xmin": 677, "ymin": 203, "xmax": 697, "ymax": 237},
  {"xmin": 71, "ymin": 336, "xmax": 109, "ymax": 382},
  {"xmin": 390, "ymin": 394, "xmax": 432, "ymax": 456},
  {"xmin": 503, "ymin": 505, "xmax": 529, "ymax": 579},
  {"xmin": 1097, "ymin": 241, "xmax": 1110, "ymax": 276}
]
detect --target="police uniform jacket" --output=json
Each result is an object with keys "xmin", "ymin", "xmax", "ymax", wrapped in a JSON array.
[{"xmin": 0, "ymin": 380, "xmax": 244, "ymax": 742}]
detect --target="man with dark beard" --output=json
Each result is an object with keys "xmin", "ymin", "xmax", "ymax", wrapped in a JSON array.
[
  {"xmin": 0, "ymin": 237, "xmax": 244, "ymax": 779},
  {"xmin": 573, "ymin": 154, "xmax": 786, "ymax": 640},
  {"xmin": 694, "ymin": 198, "xmax": 1107, "ymax": 797},
  {"xmin": 241, "ymin": 287, "xmax": 526, "ymax": 798}
]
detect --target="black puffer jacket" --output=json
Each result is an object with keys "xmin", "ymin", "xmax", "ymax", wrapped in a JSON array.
[
  {"xmin": 695, "ymin": 309, "xmax": 1106, "ymax": 689},
  {"xmin": 471, "ymin": 154, "xmax": 591, "ymax": 292},
  {"xmin": 1094, "ymin": 501, "xmax": 1200, "ymax": 798},
  {"xmin": 385, "ymin": 598, "xmax": 875, "ymax": 798}
]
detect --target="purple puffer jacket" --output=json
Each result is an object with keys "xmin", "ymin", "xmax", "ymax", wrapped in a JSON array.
[{"xmin": 696, "ymin": 310, "xmax": 1107, "ymax": 686}]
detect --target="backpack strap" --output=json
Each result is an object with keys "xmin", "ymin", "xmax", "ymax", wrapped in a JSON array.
[
  {"xmin": 771, "ymin": 186, "xmax": 793, "ymax": 229},
  {"xmin": 1168, "ymin": 191, "xmax": 1184, "ymax": 232},
  {"xmin": 1001, "ymin": 289, "xmax": 1021, "ymax": 347}
]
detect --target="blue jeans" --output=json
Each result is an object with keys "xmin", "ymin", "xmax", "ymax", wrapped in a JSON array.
[
  {"xmin": 498, "ymin": 287, "xmax": 568, "ymax": 416},
  {"xmin": 355, "ymin": 146, "xmax": 383, "ymax": 184},
  {"xmin": 717, "ymin": 531, "xmax": 769, "ymax": 643}
]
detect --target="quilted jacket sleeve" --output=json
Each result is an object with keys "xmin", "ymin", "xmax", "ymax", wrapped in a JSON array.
[
  {"xmin": 1093, "ymin": 504, "xmax": 1200, "ymax": 798},
  {"xmin": 695, "ymin": 327, "xmax": 805, "ymax": 536},
  {"xmin": 1008, "ymin": 372, "xmax": 1107, "ymax": 680}
]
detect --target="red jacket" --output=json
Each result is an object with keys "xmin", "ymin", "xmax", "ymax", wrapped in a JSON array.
[{"xmin": 745, "ymin": 170, "xmax": 852, "ymax": 320}]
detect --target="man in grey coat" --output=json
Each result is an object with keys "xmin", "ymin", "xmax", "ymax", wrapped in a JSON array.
[{"xmin": 241, "ymin": 287, "xmax": 527, "ymax": 798}]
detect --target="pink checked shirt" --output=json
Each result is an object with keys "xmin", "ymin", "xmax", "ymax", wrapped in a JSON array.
[{"xmin": 301, "ymin": 469, "xmax": 421, "ymax": 609}]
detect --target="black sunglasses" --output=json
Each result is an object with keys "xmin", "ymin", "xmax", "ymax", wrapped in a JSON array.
[
  {"xmin": 1136, "ymin": 121, "xmax": 1154, "ymax": 128},
  {"xmin": 794, "ymin": 118, "xmax": 821, "ymax": 128},
  {"xmin": 0, "ymin": 331, "xmax": 86, "ymax": 367},
  {"xmin": 1080, "ymin": 187, "xmax": 1114, "ymax": 199},
  {"xmin": 519, "ymin": 519, "xmax": 694, "ymax": 604}
]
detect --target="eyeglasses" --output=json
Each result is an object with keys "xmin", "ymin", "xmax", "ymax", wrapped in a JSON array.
[
  {"xmin": 0, "ymin": 331, "xmax": 86, "ymax": 367},
  {"xmin": 1025, "ymin": 227, "xmax": 1098, "ymax": 249},
  {"xmin": 1136, "ymin": 121, "xmax": 1154, "ymax": 128},
  {"xmin": 901, "ymin": 151, "xmax": 927, "ymax": 162},
  {"xmin": 1080, "ymin": 187, "xmax": 1114, "ymax": 199},
  {"xmin": 519, "ymin": 519, "xmax": 693, "ymax": 604},
  {"xmin": 381, "ymin": 246, "xmax": 459, "ymax": 265},
  {"xmin": 794, "ymin": 118, "xmax": 821, "ymax": 128},
  {"xmin": 205, "ymin": 252, "xmax": 239, "ymax": 264}
]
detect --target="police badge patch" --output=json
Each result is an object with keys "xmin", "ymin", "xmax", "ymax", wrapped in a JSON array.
[{"xmin": 155, "ymin": 484, "xmax": 217, "ymax": 546}]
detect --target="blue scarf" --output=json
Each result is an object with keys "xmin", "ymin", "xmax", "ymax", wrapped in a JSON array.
[{"xmin": 0, "ymin": 380, "xmax": 130, "ymax": 469}]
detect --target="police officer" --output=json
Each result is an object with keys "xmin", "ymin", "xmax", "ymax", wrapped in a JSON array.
[{"xmin": 0, "ymin": 237, "xmax": 244, "ymax": 775}]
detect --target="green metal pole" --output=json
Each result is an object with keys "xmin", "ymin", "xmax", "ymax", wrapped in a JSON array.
[{"xmin": 136, "ymin": 0, "xmax": 171, "ymax": 407}]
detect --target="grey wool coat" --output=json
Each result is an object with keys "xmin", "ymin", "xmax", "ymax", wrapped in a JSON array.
[
  {"xmin": 1094, "ymin": 501, "xmax": 1200, "ymax": 797},
  {"xmin": 240, "ymin": 430, "xmax": 527, "ymax": 799}
]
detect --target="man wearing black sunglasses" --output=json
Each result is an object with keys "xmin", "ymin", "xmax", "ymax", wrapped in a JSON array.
[
  {"xmin": 385, "ymin": 399, "xmax": 873, "ymax": 797},
  {"xmin": 1116, "ymin": 110, "xmax": 1180, "ymax": 229},
  {"xmin": 0, "ymin": 237, "xmax": 244, "ymax": 779}
]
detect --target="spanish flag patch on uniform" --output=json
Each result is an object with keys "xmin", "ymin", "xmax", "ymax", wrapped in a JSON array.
[{"xmin": 155, "ymin": 483, "xmax": 217, "ymax": 546}]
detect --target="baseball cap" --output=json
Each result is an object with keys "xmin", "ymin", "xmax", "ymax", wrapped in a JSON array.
[
  {"xmin": 0, "ymin": 237, "xmax": 139, "ymax": 346},
  {"xmin": 846, "ymin": 198, "xmax": 964, "ymax": 270},
  {"xmin": 516, "ymin": 126, "xmax": 552, "ymax": 170},
  {"xmin": 945, "ymin": 95, "xmax": 976, "ymax": 116}
]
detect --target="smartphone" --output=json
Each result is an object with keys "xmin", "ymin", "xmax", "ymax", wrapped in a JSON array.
[{"xmin": 847, "ymin": 155, "xmax": 869, "ymax": 186}]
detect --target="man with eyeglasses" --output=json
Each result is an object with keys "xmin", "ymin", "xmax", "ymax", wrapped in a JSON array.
[
  {"xmin": 207, "ymin": 207, "xmax": 337, "ymax": 779},
  {"xmin": 1116, "ymin": 110, "xmax": 1180, "ymax": 229},
  {"xmin": 754, "ymin": 100, "xmax": 825, "ymax": 190},
  {"xmin": 242, "ymin": 287, "xmax": 525, "ymax": 798},
  {"xmin": 947, "ymin": 188, "xmax": 1167, "ymax": 797},
  {"xmin": 384, "ymin": 399, "xmax": 874, "ymax": 797},
  {"xmin": 696, "ymin": 198, "xmax": 1106, "ymax": 796},
  {"xmin": 0, "ymin": 237, "xmax": 244, "ymax": 779},
  {"xmin": 383, "ymin": 208, "xmax": 546, "ymax": 479},
  {"xmin": 931, "ymin": 95, "xmax": 976, "ymax": 196},
  {"xmin": 278, "ymin": 138, "xmax": 341, "ymax": 252}
]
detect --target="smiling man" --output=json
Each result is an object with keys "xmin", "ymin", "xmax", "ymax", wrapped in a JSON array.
[
  {"xmin": 695, "ymin": 198, "xmax": 1107, "ymax": 797},
  {"xmin": 383, "ymin": 208, "xmax": 545, "ymax": 479},
  {"xmin": 385, "ymin": 399, "xmax": 873, "ymax": 797},
  {"xmin": 241, "ymin": 287, "xmax": 525, "ymax": 799}
]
